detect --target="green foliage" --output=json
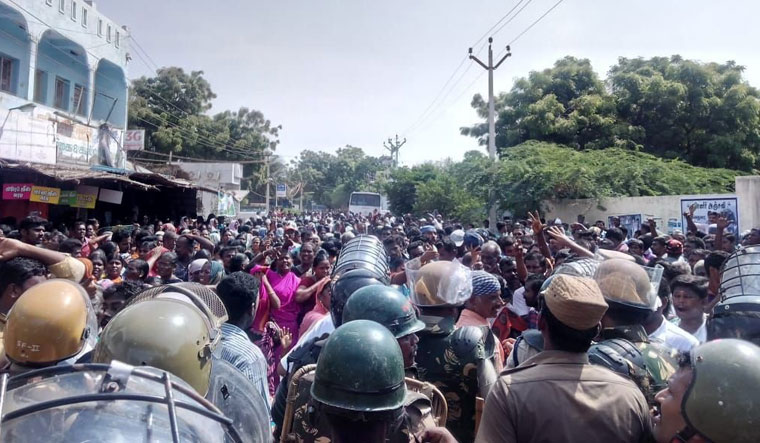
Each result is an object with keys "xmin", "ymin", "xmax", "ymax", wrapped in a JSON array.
[
  {"xmin": 128, "ymin": 67, "xmax": 280, "ymax": 191},
  {"xmin": 494, "ymin": 141, "xmax": 742, "ymax": 216},
  {"xmin": 462, "ymin": 55, "xmax": 760, "ymax": 171},
  {"xmin": 288, "ymin": 146, "xmax": 392, "ymax": 208}
]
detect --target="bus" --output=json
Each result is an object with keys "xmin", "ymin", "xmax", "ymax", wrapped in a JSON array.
[{"xmin": 348, "ymin": 192, "xmax": 388, "ymax": 215}]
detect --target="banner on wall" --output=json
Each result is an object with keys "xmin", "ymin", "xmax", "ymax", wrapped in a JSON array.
[
  {"xmin": 2, "ymin": 183, "xmax": 32, "ymax": 200},
  {"xmin": 29, "ymin": 186, "xmax": 61, "ymax": 204},
  {"xmin": 681, "ymin": 196, "xmax": 739, "ymax": 235},
  {"xmin": 71, "ymin": 185, "xmax": 98, "ymax": 209}
]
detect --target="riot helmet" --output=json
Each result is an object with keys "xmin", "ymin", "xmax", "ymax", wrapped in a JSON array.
[
  {"xmin": 3, "ymin": 279, "xmax": 97, "ymax": 367},
  {"xmin": 411, "ymin": 261, "xmax": 472, "ymax": 307},
  {"xmin": 342, "ymin": 285, "xmax": 425, "ymax": 338},
  {"xmin": 709, "ymin": 246, "xmax": 760, "ymax": 345},
  {"xmin": 330, "ymin": 268, "xmax": 386, "ymax": 327},
  {"xmin": 311, "ymin": 320, "xmax": 406, "ymax": 413},
  {"xmin": 594, "ymin": 259, "xmax": 661, "ymax": 311},
  {"xmin": 0, "ymin": 361, "xmax": 242, "ymax": 443},
  {"xmin": 681, "ymin": 339, "xmax": 760, "ymax": 443},
  {"xmin": 93, "ymin": 295, "xmax": 217, "ymax": 395}
]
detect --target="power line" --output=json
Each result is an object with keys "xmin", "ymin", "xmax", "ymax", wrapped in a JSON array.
[
  {"xmin": 402, "ymin": 0, "xmax": 534, "ymax": 138},
  {"xmin": 508, "ymin": 0, "xmax": 566, "ymax": 46},
  {"xmin": 492, "ymin": 0, "xmax": 535, "ymax": 37}
]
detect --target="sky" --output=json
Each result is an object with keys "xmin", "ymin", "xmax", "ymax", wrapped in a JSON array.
[{"xmin": 96, "ymin": 0, "xmax": 760, "ymax": 166}]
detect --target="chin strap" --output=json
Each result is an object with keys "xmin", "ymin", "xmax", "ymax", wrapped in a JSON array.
[{"xmin": 673, "ymin": 425, "xmax": 698, "ymax": 442}]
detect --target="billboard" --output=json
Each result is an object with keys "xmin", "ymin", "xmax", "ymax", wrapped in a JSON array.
[
  {"xmin": 276, "ymin": 183, "xmax": 287, "ymax": 198},
  {"xmin": 124, "ymin": 129, "xmax": 145, "ymax": 151}
]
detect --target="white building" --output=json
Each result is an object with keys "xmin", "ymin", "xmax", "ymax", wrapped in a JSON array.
[
  {"xmin": 176, "ymin": 162, "xmax": 246, "ymax": 217},
  {"xmin": 0, "ymin": 0, "xmax": 129, "ymax": 168}
]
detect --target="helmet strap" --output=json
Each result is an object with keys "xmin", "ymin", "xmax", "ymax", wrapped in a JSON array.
[{"xmin": 673, "ymin": 425, "xmax": 698, "ymax": 442}]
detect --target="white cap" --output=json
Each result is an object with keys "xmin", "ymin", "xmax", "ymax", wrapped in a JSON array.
[{"xmin": 450, "ymin": 229, "xmax": 465, "ymax": 247}]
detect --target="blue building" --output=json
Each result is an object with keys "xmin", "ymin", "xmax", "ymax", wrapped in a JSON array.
[{"xmin": 0, "ymin": 0, "xmax": 129, "ymax": 167}]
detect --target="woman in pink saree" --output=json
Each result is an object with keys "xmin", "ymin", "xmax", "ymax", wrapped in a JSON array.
[{"xmin": 251, "ymin": 249, "xmax": 301, "ymax": 393}]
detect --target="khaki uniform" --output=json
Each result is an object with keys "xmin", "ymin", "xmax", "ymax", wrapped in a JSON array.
[{"xmin": 476, "ymin": 350, "xmax": 651, "ymax": 443}]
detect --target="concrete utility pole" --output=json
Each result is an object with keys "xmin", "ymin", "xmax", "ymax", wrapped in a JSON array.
[
  {"xmin": 470, "ymin": 38, "xmax": 511, "ymax": 232},
  {"xmin": 265, "ymin": 154, "xmax": 271, "ymax": 211},
  {"xmin": 383, "ymin": 134, "xmax": 406, "ymax": 168}
]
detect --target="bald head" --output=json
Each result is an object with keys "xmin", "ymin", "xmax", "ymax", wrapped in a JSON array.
[{"xmin": 481, "ymin": 241, "xmax": 502, "ymax": 274}]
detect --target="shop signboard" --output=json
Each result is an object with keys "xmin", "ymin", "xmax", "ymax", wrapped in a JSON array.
[
  {"xmin": 71, "ymin": 185, "xmax": 98, "ymax": 209},
  {"xmin": 2, "ymin": 183, "xmax": 32, "ymax": 200},
  {"xmin": 29, "ymin": 186, "xmax": 61, "ymax": 204},
  {"xmin": 124, "ymin": 129, "xmax": 145, "ymax": 151},
  {"xmin": 98, "ymin": 188, "xmax": 123, "ymax": 204},
  {"xmin": 59, "ymin": 190, "xmax": 77, "ymax": 206}
]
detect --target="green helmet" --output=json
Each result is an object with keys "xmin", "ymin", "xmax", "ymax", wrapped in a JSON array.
[
  {"xmin": 682, "ymin": 339, "xmax": 760, "ymax": 443},
  {"xmin": 311, "ymin": 320, "xmax": 406, "ymax": 413},
  {"xmin": 342, "ymin": 286, "xmax": 425, "ymax": 338},
  {"xmin": 93, "ymin": 297, "xmax": 217, "ymax": 396}
]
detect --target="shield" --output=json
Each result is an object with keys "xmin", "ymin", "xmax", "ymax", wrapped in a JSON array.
[
  {"xmin": 0, "ymin": 361, "xmax": 240, "ymax": 443},
  {"xmin": 207, "ymin": 358, "xmax": 272, "ymax": 443}
]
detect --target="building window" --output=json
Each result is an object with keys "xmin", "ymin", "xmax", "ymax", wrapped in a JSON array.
[
  {"xmin": 82, "ymin": 8, "xmax": 88, "ymax": 27},
  {"xmin": 71, "ymin": 1, "xmax": 77, "ymax": 21},
  {"xmin": 73, "ymin": 84, "xmax": 86, "ymax": 116},
  {"xmin": 115, "ymin": 30, "xmax": 120, "ymax": 48},
  {"xmin": 34, "ymin": 70, "xmax": 47, "ymax": 103},
  {"xmin": 54, "ymin": 76, "xmax": 70, "ymax": 110},
  {"xmin": 97, "ymin": 19, "xmax": 103, "ymax": 36},
  {"xmin": 59, "ymin": 0, "xmax": 65, "ymax": 14},
  {"xmin": 106, "ymin": 24, "xmax": 112, "ymax": 42},
  {"xmin": 0, "ymin": 56, "xmax": 14, "ymax": 93}
]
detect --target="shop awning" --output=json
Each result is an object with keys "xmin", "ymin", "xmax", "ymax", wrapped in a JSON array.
[{"xmin": 0, "ymin": 160, "xmax": 156, "ymax": 190}]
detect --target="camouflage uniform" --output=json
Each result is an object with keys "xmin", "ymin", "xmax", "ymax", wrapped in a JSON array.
[
  {"xmin": 415, "ymin": 315, "xmax": 494, "ymax": 443},
  {"xmin": 283, "ymin": 371, "xmax": 440, "ymax": 443},
  {"xmin": 599, "ymin": 324, "xmax": 679, "ymax": 404}
]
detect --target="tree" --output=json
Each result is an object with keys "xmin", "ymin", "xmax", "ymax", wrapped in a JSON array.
[
  {"xmin": 609, "ymin": 56, "xmax": 760, "ymax": 170},
  {"xmin": 493, "ymin": 141, "xmax": 742, "ymax": 216},
  {"xmin": 461, "ymin": 57, "xmax": 622, "ymax": 152}
]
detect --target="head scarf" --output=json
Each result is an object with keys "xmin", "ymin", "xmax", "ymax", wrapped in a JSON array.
[
  {"xmin": 209, "ymin": 261, "xmax": 224, "ymax": 285},
  {"xmin": 189, "ymin": 259, "xmax": 209, "ymax": 275},
  {"xmin": 471, "ymin": 270, "xmax": 501, "ymax": 297}
]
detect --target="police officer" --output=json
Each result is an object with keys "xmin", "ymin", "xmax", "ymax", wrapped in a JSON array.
[
  {"xmin": 310, "ymin": 320, "xmax": 437, "ymax": 443},
  {"xmin": 93, "ymin": 291, "xmax": 270, "ymax": 443},
  {"xmin": 342, "ymin": 285, "xmax": 425, "ymax": 372},
  {"xmin": 594, "ymin": 258, "xmax": 679, "ymax": 403},
  {"xmin": 272, "ymin": 268, "xmax": 386, "ymax": 436},
  {"xmin": 476, "ymin": 275, "xmax": 651, "ymax": 443},
  {"xmin": 3, "ymin": 279, "xmax": 98, "ymax": 374},
  {"xmin": 708, "ymin": 245, "xmax": 760, "ymax": 345},
  {"xmin": 411, "ymin": 261, "xmax": 497, "ymax": 443},
  {"xmin": 652, "ymin": 339, "xmax": 760, "ymax": 443}
]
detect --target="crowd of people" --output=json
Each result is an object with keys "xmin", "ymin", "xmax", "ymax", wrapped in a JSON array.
[{"xmin": 0, "ymin": 207, "xmax": 757, "ymax": 442}]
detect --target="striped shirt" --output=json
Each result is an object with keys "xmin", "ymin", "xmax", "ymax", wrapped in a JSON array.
[{"xmin": 220, "ymin": 323, "xmax": 270, "ymax": 403}]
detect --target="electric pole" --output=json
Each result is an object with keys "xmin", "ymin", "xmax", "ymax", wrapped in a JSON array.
[
  {"xmin": 470, "ymin": 38, "xmax": 511, "ymax": 232},
  {"xmin": 265, "ymin": 153, "xmax": 271, "ymax": 211},
  {"xmin": 383, "ymin": 134, "xmax": 406, "ymax": 168}
]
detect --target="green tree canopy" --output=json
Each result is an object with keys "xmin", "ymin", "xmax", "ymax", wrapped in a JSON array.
[{"xmin": 462, "ymin": 55, "xmax": 760, "ymax": 171}]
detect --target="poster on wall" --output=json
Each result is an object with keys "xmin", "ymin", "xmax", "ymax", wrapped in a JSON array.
[
  {"xmin": 217, "ymin": 190, "xmax": 236, "ymax": 217},
  {"xmin": 681, "ymin": 196, "xmax": 739, "ymax": 235},
  {"xmin": 29, "ymin": 186, "xmax": 61, "ymax": 204},
  {"xmin": 98, "ymin": 125, "xmax": 126, "ymax": 169},
  {"xmin": 71, "ymin": 185, "xmax": 99, "ymax": 209},
  {"xmin": 2, "ymin": 183, "xmax": 32, "ymax": 200},
  {"xmin": 607, "ymin": 214, "xmax": 644, "ymax": 239}
]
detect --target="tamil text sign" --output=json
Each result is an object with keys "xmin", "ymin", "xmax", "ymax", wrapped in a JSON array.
[
  {"xmin": 29, "ymin": 186, "xmax": 61, "ymax": 204},
  {"xmin": 2, "ymin": 183, "xmax": 32, "ymax": 200},
  {"xmin": 681, "ymin": 196, "xmax": 739, "ymax": 235}
]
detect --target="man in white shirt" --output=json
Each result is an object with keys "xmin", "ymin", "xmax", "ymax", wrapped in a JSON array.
[{"xmin": 670, "ymin": 274, "xmax": 710, "ymax": 343}]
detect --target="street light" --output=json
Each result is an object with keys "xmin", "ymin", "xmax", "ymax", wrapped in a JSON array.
[{"xmin": 8, "ymin": 103, "xmax": 36, "ymax": 112}]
